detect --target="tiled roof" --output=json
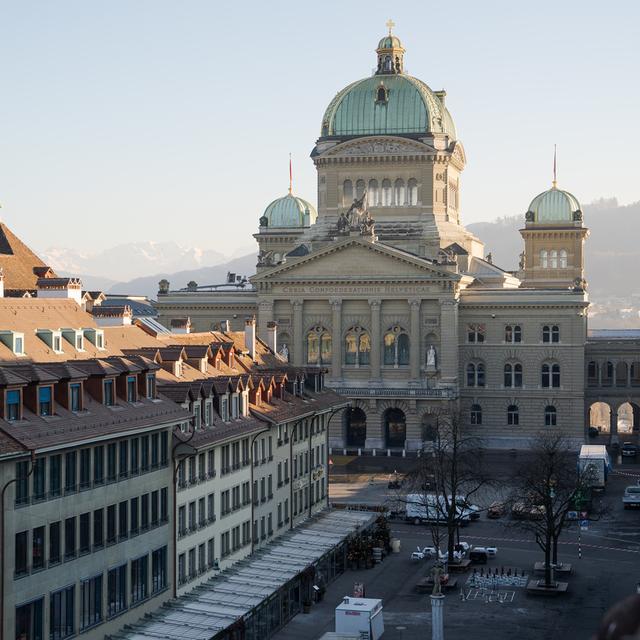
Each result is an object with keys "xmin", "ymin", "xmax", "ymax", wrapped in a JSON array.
[
  {"xmin": 0, "ymin": 430, "xmax": 27, "ymax": 457},
  {"xmin": 0, "ymin": 222, "xmax": 57, "ymax": 293}
]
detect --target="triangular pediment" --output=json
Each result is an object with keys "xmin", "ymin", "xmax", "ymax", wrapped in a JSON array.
[{"xmin": 252, "ymin": 237, "xmax": 459, "ymax": 284}]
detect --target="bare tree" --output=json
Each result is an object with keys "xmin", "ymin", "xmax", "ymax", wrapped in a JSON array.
[
  {"xmin": 402, "ymin": 402, "xmax": 492, "ymax": 562},
  {"xmin": 508, "ymin": 431, "xmax": 594, "ymax": 588}
]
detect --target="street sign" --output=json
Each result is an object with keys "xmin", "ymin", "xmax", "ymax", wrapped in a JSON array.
[{"xmin": 580, "ymin": 519, "xmax": 589, "ymax": 531}]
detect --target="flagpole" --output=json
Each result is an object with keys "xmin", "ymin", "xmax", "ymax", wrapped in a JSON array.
[
  {"xmin": 289, "ymin": 153, "xmax": 293, "ymax": 194},
  {"xmin": 552, "ymin": 144, "xmax": 557, "ymax": 188}
]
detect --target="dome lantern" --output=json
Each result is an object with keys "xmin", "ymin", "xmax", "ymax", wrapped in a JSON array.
[{"xmin": 376, "ymin": 19, "xmax": 405, "ymax": 75}]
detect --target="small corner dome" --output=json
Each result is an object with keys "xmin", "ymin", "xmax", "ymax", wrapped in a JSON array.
[
  {"xmin": 377, "ymin": 35, "xmax": 403, "ymax": 50},
  {"xmin": 527, "ymin": 186, "xmax": 582, "ymax": 224},
  {"xmin": 262, "ymin": 193, "xmax": 317, "ymax": 228}
]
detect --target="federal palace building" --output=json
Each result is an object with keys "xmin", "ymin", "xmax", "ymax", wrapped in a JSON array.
[{"xmin": 156, "ymin": 28, "xmax": 638, "ymax": 451}]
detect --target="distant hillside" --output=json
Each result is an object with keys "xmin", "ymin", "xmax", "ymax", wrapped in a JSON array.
[
  {"xmin": 468, "ymin": 198, "xmax": 640, "ymax": 299},
  {"xmin": 106, "ymin": 253, "xmax": 256, "ymax": 298}
]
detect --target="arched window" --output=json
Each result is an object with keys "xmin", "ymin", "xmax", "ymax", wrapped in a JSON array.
[
  {"xmin": 343, "ymin": 180, "xmax": 353, "ymax": 206},
  {"xmin": 376, "ymin": 86, "xmax": 387, "ymax": 103},
  {"xmin": 542, "ymin": 325, "xmax": 560, "ymax": 343},
  {"xmin": 381, "ymin": 179, "xmax": 392, "ymax": 206},
  {"xmin": 602, "ymin": 361, "xmax": 614, "ymax": 387},
  {"xmin": 559, "ymin": 249, "xmax": 568, "ymax": 268},
  {"xmin": 587, "ymin": 361, "xmax": 599, "ymax": 387},
  {"xmin": 368, "ymin": 179, "xmax": 379, "ymax": 206},
  {"xmin": 470, "ymin": 404, "xmax": 482, "ymax": 425},
  {"xmin": 394, "ymin": 179, "xmax": 405, "ymax": 206},
  {"xmin": 541, "ymin": 363, "xmax": 560, "ymax": 388},
  {"xmin": 466, "ymin": 362, "xmax": 485, "ymax": 387},
  {"xmin": 408, "ymin": 178, "xmax": 418, "ymax": 205},
  {"xmin": 545, "ymin": 405, "xmax": 557, "ymax": 426},
  {"xmin": 355, "ymin": 179, "xmax": 366, "ymax": 200},
  {"xmin": 344, "ymin": 326, "xmax": 371, "ymax": 367},
  {"xmin": 383, "ymin": 326, "xmax": 409, "ymax": 366},
  {"xmin": 549, "ymin": 250, "xmax": 558, "ymax": 268},
  {"xmin": 507, "ymin": 405, "xmax": 519, "ymax": 426},
  {"xmin": 631, "ymin": 362, "xmax": 640, "ymax": 386},
  {"xmin": 504, "ymin": 363, "xmax": 523, "ymax": 388},
  {"xmin": 616, "ymin": 361, "xmax": 628, "ymax": 387},
  {"xmin": 505, "ymin": 325, "xmax": 522, "ymax": 343},
  {"xmin": 540, "ymin": 250, "xmax": 548, "ymax": 268},
  {"xmin": 306, "ymin": 326, "xmax": 332, "ymax": 365}
]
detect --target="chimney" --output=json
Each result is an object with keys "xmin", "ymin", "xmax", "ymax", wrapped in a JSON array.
[
  {"xmin": 220, "ymin": 319, "xmax": 230, "ymax": 332},
  {"xmin": 92, "ymin": 305, "xmax": 133, "ymax": 327},
  {"xmin": 0, "ymin": 268, "xmax": 4, "ymax": 298},
  {"xmin": 266, "ymin": 321, "xmax": 278, "ymax": 354},
  {"xmin": 170, "ymin": 317, "xmax": 192, "ymax": 334},
  {"xmin": 37, "ymin": 277, "xmax": 83, "ymax": 305},
  {"xmin": 244, "ymin": 316, "xmax": 256, "ymax": 360}
]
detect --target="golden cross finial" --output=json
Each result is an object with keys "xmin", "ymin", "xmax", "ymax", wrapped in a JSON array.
[{"xmin": 386, "ymin": 18, "xmax": 395, "ymax": 35}]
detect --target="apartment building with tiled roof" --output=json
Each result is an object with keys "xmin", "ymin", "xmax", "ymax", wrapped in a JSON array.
[{"xmin": 0, "ymin": 230, "xmax": 347, "ymax": 639}]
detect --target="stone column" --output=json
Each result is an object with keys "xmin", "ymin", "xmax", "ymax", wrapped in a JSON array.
[
  {"xmin": 409, "ymin": 298, "xmax": 421, "ymax": 382},
  {"xmin": 439, "ymin": 298, "xmax": 459, "ymax": 384},
  {"xmin": 257, "ymin": 300, "xmax": 274, "ymax": 344},
  {"xmin": 369, "ymin": 298, "xmax": 381, "ymax": 381},
  {"xmin": 430, "ymin": 594, "xmax": 444, "ymax": 640},
  {"xmin": 292, "ymin": 299, "xmax": 304, "ymax": 367},
  {"xmin": 610, "ymin": 406, "xmax": 619, "ymax": 444},
  {"xmin": 330, "ymin": 298, "xmax": 343, "ymax": 381}
]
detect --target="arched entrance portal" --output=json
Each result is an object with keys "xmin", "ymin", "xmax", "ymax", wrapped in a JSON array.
[
  {"xmin": 384, "ymin": 408, "xmax": 406, "ymax": 449},
  {"xmin": 344, "ymin": 408, "xmax": 367, "ymax": 447},
  {"xmin": 589, "ymin": 402, "xmax": 611, "ymax": 434},
  {"xmin": 617, "ymin": 402, "xmax": 640, "ymax": 434}
]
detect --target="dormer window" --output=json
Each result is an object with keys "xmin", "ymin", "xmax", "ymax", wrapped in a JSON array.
[
  {"xmin": 83, "ymin": 328, "xmax": 105, "ymax": 350},
  {"xmin": 146, "ymin": 374, "xmax": 156, "ymax": 399},
  {"xmin": 76, "ymin": 334, "xmax": 84, "ymax": 351},
  {"xmin": 104, "ymin": 379, "xmax": 115, "ymax": 406},
  {"xmin": 376, "ymin": 85, "xmax": 388, "ymax": 104},
  {"xmin": 231, "ymin": 394, "xmax": 239, "ymax": 419},
  {"xmin": 6, "ymin": 389, "xmax": 21, "ymax": 421},
  {"xmin": 53, "ymin": 335, "xmax": 62, "ymax": 352},
  {"xmin": 38, "ymin": 386, "xmax": 53, "ymax": 416},
  {"xmin": 220, "ymin": 396, "xmax": 229, "ymax": 422},
  {"xmin": 70, "ymin": 383, "xmax": 82, "ymax": 412},
  {"xmin": 0, "ymin": 331, "xmax": 25, "ymax": 356},
  {"xmin": 14, "ymin": 335, "xmax": 24, "ymax": 355},
  {"xmin": 96, "ymin": 333, "xmax": 104, "ymax": 349},
  {"xmin": 127, "ymin": 376, "xmax": 137, "ymax": 403},
  {"xmin": 61, "ymin": 328, "xmax": 84, "ymax": 352}
]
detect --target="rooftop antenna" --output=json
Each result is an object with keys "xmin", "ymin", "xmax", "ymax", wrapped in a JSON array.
[
  {"xmin": 552, "ymin": 144, "xmax": 557, "ymax": 188},
  {"xmin": 288, "ymin": 153, "xmax": 293, "ymax": 194}
]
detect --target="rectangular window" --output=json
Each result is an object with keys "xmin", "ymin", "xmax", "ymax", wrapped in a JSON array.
[
  {"xmin": 130, "ymin": 438, "xmax": 139, "ymax": 475},
  {"xmin": 140, "ymin": 435, "xmax": 149, "ymax": 472},
  {"xmin": 70, "ymin": 383, "xmax": 81, "ymax": 412},
  {"xmin": 64, "ymin": 452, "xmax": 76, "ymax": 494},
  {"xmin": 178, "ymin": 505, "xmax": 186, "ymax": 535},
  {"xmin": 160, "ymin": 487, "xmax": 168, "ymax": 522},
  {"xmin": 131, "ymin": 555, "xmax": 148, "ymax": 604},
  {"xmin": 189, "ymin": 548, "xmax": 196, "ymax": 575},
  {"xmin": 207, "ymin": 493, "xmax": 215, "ymax": 521},
  {"xmin": 107, "ymin": 564, "xmax": 127, "ymax": 618},
  {"xmin": 38, "ymin": 386, "xmax": 52, "ymax": 416},
  {"xmin": 151, "ymin": 433, "xmax": 159, "ymax": 468},
  {"xmin": 119, "ymin": 441, "xmax": 128, "ymax": 478},
  {"xmin": 107, "ymin": 505, "xmax": 116, "ymax": 544},
  {"xmin": 207, "ymin": 538, "xmax": 214, "ymax": 567},
  {"xmin": 178, "ymin": 554, "xmax": 186, "ymax": 584},
  {"xmin": 7, "ymin": 389, "xmax": 21, "ymax": 421},
  {"xmin": 151, "ymin": 490, "xmax": 159, "ymax": 526},
  {"xmin": 146, "ymin": 374, "xmax": 156, "ymax": 399},
  {"xmin": 118, "ymin": 501, "xmax": 128, "ymax": 539},
  {"xmin": 15, "ymin": 460, "xmax": 29, "ymax": 505},
  {"xmin": 33, "ymin": 458, "xmax": 46, "ymax": 501},
  {"xmin": 107, "ymin": 443, "xmax": 117, "ymax": 482},
  {"xmin": 207, "ymin": 449, "xmax": 215, "ymax": 477},
  {"xmin": 160, "ymin": 432, "xmax": 168, "ymax": 466},
  {"xmin": 15, "ymin": 530, "xmax": 28, "ymax": 576},
  {"xmin": 64, "ymin": 517, "xmax": 76, "ymax": 560},
  {"xmin": 49, "ymin": 585, "xmax": 74, "ymax": 640},
  {"xmin": 80, "ymin": 575, "xmax": 102, "ymax": 630},
  {"xmin": 130, "ymin": 497, "xmax": 139, "ymax": 535},
  {"xmin": 188, "ymin": 500, "xmax": 195, "ymax": 529},
  {"xmin": 127, "ymin": 376, "xmax": 137, "ymax": 402},
  {"xmin": 141, "ymin": 494, "xmax": 149, "ymax": 530},
  {"xmin": 104, "ymin": 379, "xmax": 114, "ymax": 406},
  {"xmin": 49, "ymin": 522, "xmax": 61, "ymax": 565},
  {"xmin": 79, "ymin": 513, "xmax": 90, "ymax": 554},
  {"xmin": 152, "ymin": 547, "xmax": 167, "ymax": 593},
  {"xmin": 15, "ymin": 597, "xmax": 44, "ymax": 640},
  {"xmin": 93, "ymin": 509, "xmax": 104, "ymax": 549},
  {"xmin": 93, "ymin": 446, "xmax": 104, "ymax": 485},
  {"xmin": 79, "ymin": 448, "xmax": 91, "ymax": 489},
  {"xmin": 198, "ymin": 497, "xmax": 206, "ymax": 526},
  {"xmin": 49, "ymin": 454, "xmax": 61, "ymax": 498},
  {"xmin": 198, "ymin": 543, "xmax": 206, "ymax": 571}
]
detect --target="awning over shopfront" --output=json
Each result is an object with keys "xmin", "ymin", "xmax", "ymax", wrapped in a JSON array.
[{"xmin": 110, "ymin": 510, "xmax": 377, "ymax": 640}]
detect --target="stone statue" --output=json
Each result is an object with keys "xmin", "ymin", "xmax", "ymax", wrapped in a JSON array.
[
  {"xmin": 573, "ymin": 210, "xmax": 583, "ymax": 222},
  {"xmin": 519, "ymin": 251, "xmax": 526, "ymax": 270},
  {"xmin": 431, "ymin": 563, "xmax": 443, "ymax": 595},
  {"xmin": 427, "ymin": 345, "xmax": 437, "ymax": 369},
  {"xmin": 258, "ymin": 249, "xmax": 274, "ymax": 266},
  {"xmin": 346, "ymin": 190, "xmax": 368, "ymax": 228},
  {"xmin": 359, "ymin": 211, "xmax": 375, "ymax": 236},
  {"xmin": 486, "ymin": 253, "xmax": 493, "ymax": 264},
  {"xmin": 279, "ymin": 343, "xmax": 289, "ymax": 362},
  {"xmin": 336, "ymin": 212, "xmax": 350, "ymax": 234},
  {"xmin": 525, "ymin": 210, "xmax": 535, "ymax": 222}
]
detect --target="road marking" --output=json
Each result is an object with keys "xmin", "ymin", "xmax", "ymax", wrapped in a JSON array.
[{"xmin": 463, "ymin": 534, "xmax": 640, "ymax": 554}]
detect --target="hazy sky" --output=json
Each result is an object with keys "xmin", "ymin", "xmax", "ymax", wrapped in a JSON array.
[{"xmin": 1, "ymin": 0, "xmax": 638, "ymax": 255}]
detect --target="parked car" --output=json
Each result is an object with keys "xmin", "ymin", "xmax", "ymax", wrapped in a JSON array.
[
  {"xmin": 487, "ymin": 501, "xmax": 506, "ymax": 519},
  {"xmin": 622, "ymin": 442, "xmax": 639, "ymax": 457},
  {"xmin": 511, "ymin": 501, "xmax": 544, "ymax": 520},
  {"xmin": 623, "ymin": 486, "xmax": 640, "ymax": 509}
]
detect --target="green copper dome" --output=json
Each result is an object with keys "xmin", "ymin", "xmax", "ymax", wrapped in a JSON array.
[
  {"xmin": 378, "ymin": 35, "xmax": 403, "ymax": 49},
  {"xmin": 262, "ymin": 193, "xmax": 317, "ymax": 228},
  {"xmin": 527, "ymin": 186, "xmax": 582, "ymax": 223},
  {"xmin": 321, "ymin": 74, "xmax": 456, "ymax": 138}
]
